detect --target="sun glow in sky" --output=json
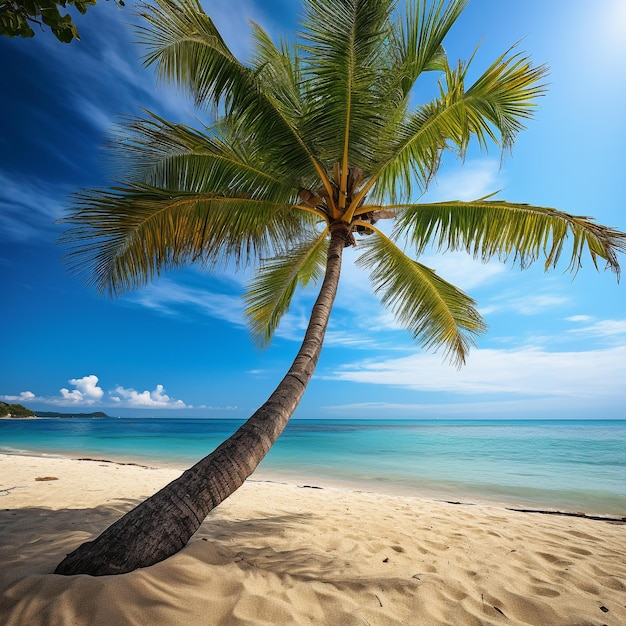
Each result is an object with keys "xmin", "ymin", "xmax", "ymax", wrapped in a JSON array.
[
  {"xmin": 594, "ymin": 0, "xmax": 626, "ymax": 56},
  {"xmin": 1, "ymin": 0, "xmax": 625, "ymax": 419}
]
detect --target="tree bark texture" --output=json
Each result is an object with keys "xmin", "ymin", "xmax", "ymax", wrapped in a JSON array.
[{"xmin": 54, "ymin": 224, "xmax": 349, "ymax": 576}]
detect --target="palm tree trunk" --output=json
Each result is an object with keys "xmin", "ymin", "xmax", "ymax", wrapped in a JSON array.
[{"xmin": 55, "ymin": 223, "xmax": 350, "ymax": 576}]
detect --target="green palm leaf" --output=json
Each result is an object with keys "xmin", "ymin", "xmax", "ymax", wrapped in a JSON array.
[
  {"xmin": 245, "ymin": 228, "xmax": 329, "ymax": 346},
  {"xmin": 342, "ymin": 0, "xmax": 468, "ymax": 207},
  {"xmin": 446, "ymin": 48, "xmax": 548, "ymax": 153},
  {"xmin": 349, "ymin": 47, "xmax": 546, "ymax": 209},
  {"xmin": 356, "ymin": 228, "xmax": 486, "ymax": 366},
  {"xmin": 390, "ymin": 0, "xmax": 469, "ymax": 96},
  {"xmin": 138, "ymin": 0, "xmax": 241, "ymax": 108},
  {"xmin": 365, "ymin": 100, "xmax": 447, "ymax": 203},
  {"xmin": 394, "ymin": 200, "xmax": 626, "ymax": 276},
  {"xmin": 137, "ymin": 0, "xmax": 323, "ymax": 185},
  {"xmin": 300, "ymin": 0, "xmax": 396, "ymax": 177},
  {"xmin": 251, "ymin": 23, "xmax": 304, "ymax": 127},
  {"xmin": 61, "ymin": 184, "xmax": 311, "ymax": 295},
  {"xmin": 109, "ymin": 113, "xmax": 294, "ymax": 203}
]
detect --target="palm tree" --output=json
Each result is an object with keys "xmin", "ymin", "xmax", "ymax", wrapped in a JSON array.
[{"xmin": 55, "ymin": 0, "xmax": 625, "ymax": 576}]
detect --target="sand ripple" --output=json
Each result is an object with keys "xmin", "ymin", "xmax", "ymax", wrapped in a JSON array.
[{"xmin": 0, "ymin": 455, "xmax": 624, "ymax": 625}]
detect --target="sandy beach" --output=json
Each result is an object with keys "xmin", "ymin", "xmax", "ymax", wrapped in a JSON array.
[{"xmin": 0, "ymin": 454, "xmax": 624, "ymax": 625}]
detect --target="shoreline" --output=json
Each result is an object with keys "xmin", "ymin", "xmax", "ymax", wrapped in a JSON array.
[
  {"xmin": 1, "ymin": 453, "xmax": 625, "ymax": 625},
  {"xmin": 60, "ymin": 455, "xmax": 626, "ymax": 524},
  {"xmin": 3, "ymin": 417, "xmax": 626, "ymax": 521},
  {"xmin": 2, "ymin": 418, "xmax": 625, "ymax": 520},
  {"xmin": 2, "ymin": 447, "xmax": 625, "ymax": 520}
]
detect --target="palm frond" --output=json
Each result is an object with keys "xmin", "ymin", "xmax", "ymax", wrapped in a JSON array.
[
  {"xmin": 300, "ymin": 0, "xmax": 396, "ymax": 176},
  {"xmin": 394, "ymin": 200, "xmax": 626, "ymax": 277},
  {"xmin": 443, "ymin": 48, "xmax": 548, "ymax": 154},
  {"xmin": 245, "ymin": 228, "xmax": 329, "ymax": 346},
  {"xmin": 57, "ymin": 0, "xmax": 625, "ymax": 362},
  {"xmin": 137, "ymin": 0, "xmax": 241, "ymax": 108},
  {"xmin": 350, "ymin": 47, "xmax": 546, "ymax": 207},
  {"xmin": 342, "ymin": 0, "xmax": 470, "ymax": 211},
  {"xmin": 390, "ymin": 0, "xmax": 469, "ymax": 97},
  {"xmin": 356, "ymin": 228, "xmax": 486, "ymax": 366},
  {"xmin": 363, "ymin": 99, "xmax": 447, "ymax": 203},
  {"xmin": 251, "ymin": 23, "xmax": 304, "ymax": 126},
  {"xmin": 137, "ymin": 0, "xmax": 325, "ymax": 186},
  {"xmin": 109, "ymin": 113, "xmax": 295, "ymax": 203},
  {"xmin": 60, "ymin": 184, "xmax": 312, "ymax": 295}
]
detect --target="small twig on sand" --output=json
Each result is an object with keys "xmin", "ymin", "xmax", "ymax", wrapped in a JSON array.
[{"xmin": 0, "ymin": 486, "xmax": 24, "ymax": 496}]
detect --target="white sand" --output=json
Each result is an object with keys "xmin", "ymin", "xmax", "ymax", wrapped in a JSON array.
[{"xmin": 0, "ymin": 453, "xmax": 624, "ymax": 625}]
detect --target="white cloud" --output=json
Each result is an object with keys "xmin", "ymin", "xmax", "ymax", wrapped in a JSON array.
[
  {"xmin": 480, "ymin": 289, "xmax": 569, "ymax": 316},
  {"xmin": 126, "ymin": 278, "xmax": 247, "ymax": 328},
  {"xmin": 332, "ymin": 344, "xmax": 626, "ymax": 398},
  {"xmin": 2, "ymin": 375, "xmax": 191, "ymax": 410},
  {"xmin": 567, "ymin": 318, "xmax": 626, "ymax": 338},
  {"xmin": 197, "ymin": 405, "xmax": 239, "ymax": 411},
  {"xmin": 320, "ymin": 394, "xmax": 622, "ymax": 419},
  {"xmin": 424, "ymin": 160, "xmax": 502, "ymax": 202},
  {"xmin": 418, "ymin": 251, "xmax": 506, "ymax": 292},
  {"xmin": 60, "ymin": 388, "xmax": 83, "ymax": 403},
  {"xmin": 323, "ymin": 329, "xmax": 381, "ymax": 349},
  {"xmin": 110, "ymin": 384, "xmax": 188, "ymax": 408},
  {"xmin": 0, "ymin": 391, "xmax": 36, "ymax": 403},
  {"xmin": 59, "ymin": 375, "xmax": 104, "ymax": 404}
]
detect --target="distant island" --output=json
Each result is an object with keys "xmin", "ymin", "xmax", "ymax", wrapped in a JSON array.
[
  {"xmin": 1, "ymin": 402, "xmax": 109, "ymax": 418},
  {"xmin": 35, "ymin": 411, "xmax": 110, "ymax": 418},
  {"xmin": 0, "ymin": 402, "xmax": 35, "ymax": 418}
]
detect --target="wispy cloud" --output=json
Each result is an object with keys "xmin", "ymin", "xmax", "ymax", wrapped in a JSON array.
[
  {"xmin": 125, "ymin": 278, "xmax": 247, "ymax": 328},
  {"xmin": 567, "ymin": 317, "xmax": 626, "ymax": 338},
  {"xmin": 418, "ymin": 251, "xmax": 506, "ymax": 292},
  {"xmin": 72, "ymin": 95, "xmax": 117, "ymax": 133},
  {"xmin": 331, "ymin": 344, "xmax": 626, "ymax": 398},
  {"xmin": 424, "ymin": 159, "xmax": 502, "ymax": 202},
  {"xmin": 565, "ymin": 315, "xmax": 593, "ymax": 322},
  {"xmin": 0, "ymin": 171, "xmax": 66, "ymax": 241},
  {"xmin": 322, "ymin": 329, "xmax": 381, "ymax": 349},
  {"xmin": 320, "ymin": 394, "xmax": 621, "ymax": 419},
  {"xmin": 480, "ymin": 288, "xmax": 570, "ymax": 316}
]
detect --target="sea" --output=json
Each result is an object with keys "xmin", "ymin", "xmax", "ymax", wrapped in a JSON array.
[{"xmin": 1, "ymin": 417, "xmax": 625, "ymax": 517}]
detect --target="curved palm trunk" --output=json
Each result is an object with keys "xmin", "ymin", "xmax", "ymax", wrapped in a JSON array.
[{"xmin": 55, "ymin": 224, "xmax": 350, "ymax": 576}]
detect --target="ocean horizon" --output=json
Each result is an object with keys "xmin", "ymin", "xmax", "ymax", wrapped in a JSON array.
[{"xmin": 1, "ymin": 417, "xmax": 625, "ymax": 517}]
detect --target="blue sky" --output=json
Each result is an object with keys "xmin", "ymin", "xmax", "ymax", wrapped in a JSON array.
[{"xmin": 1, "ymin": 0, "xmax": 625, "ymax": 419}]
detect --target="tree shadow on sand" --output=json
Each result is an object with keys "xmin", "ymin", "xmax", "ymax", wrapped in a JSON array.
[
  {"xmin": 0, "ymin": 500, "xmax": 422, "ymax": 626},
  {"xmin": 0, "ymin": 501, "xmax": 314, "ymax": 581}
]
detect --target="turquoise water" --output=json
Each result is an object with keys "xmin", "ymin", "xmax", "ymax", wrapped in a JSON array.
[{"xmin": 1, "ymin": 418, "xmax": 625, "ymax": 516}]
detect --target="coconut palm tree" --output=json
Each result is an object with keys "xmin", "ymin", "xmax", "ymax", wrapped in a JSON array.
[{"xmin": 55, "ymin": 0, "xmax": 625, "ymax": 575}]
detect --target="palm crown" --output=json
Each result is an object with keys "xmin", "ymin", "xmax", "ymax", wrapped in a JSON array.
[{"xmin": 62, "ymin": 0, "xmax": 625, "ymax": 367}]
